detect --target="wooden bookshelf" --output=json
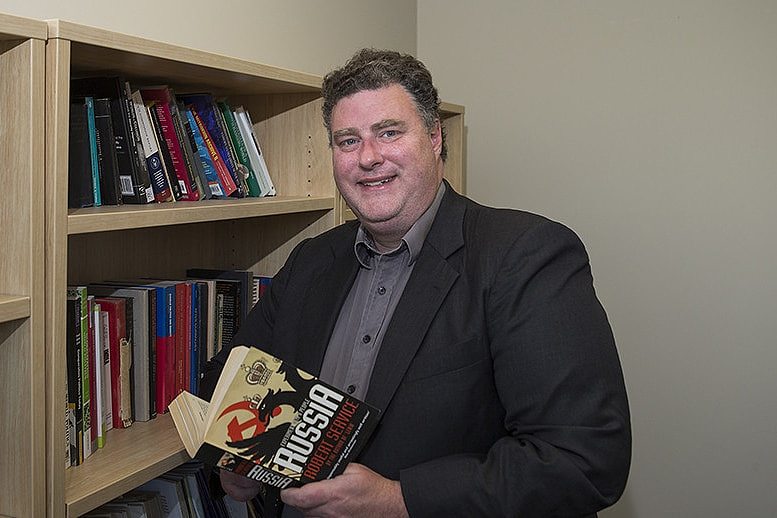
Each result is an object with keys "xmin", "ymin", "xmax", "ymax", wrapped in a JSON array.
[
  {"xmin": 0, "ymin": 12, "xmax": 46, "ymax": 518},
  {"xmin": 16, "ymin": 17, "xmax": 469, "ymax": 517},
  {"xmin": 44, "ymin": 19, "xmax": 339, "ymax": 517}
]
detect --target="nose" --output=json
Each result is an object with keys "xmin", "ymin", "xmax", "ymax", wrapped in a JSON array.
[{"xmin": 358, "ymin": 137, "xmax": 383, "ymax": 170}]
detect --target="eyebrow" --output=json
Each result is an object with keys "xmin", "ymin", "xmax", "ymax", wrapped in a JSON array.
[{"xmin": 332, "ymin": 119, "xmax": 407, "ymax": 140}]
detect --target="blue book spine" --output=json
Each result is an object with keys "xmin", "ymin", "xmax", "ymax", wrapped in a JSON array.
[
  {"xmin": 190, "ymin": 283, "xmax": 199, "ymax": 395},
  {"xmin": 184, "ymin": 108, "xmax": 224, "ymax": 197}
]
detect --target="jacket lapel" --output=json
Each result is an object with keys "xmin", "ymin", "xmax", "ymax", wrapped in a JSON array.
[
  {"xmin": 294, "ymin": 227, "xmax": 360, "ymax": 375},
  {"xmin": 366, "ymin": 185, "xmax": 467, "ymax": 413}
]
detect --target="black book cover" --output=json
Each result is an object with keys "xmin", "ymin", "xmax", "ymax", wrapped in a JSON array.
[
  {"xmin": 93, "ymin": 98, "xmax": 122, "ymax": 205},
  {"xmin": 68, "ymin": 100, "xmax": 95, "ymax": 208}
]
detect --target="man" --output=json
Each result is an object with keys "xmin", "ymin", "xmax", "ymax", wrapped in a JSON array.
[{"xmin": 201, "ymin": 48, "xmax": 631, "ymax": 517}]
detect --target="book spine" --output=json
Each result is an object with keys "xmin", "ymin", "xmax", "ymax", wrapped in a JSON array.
[
  {"xmin": 101, "ymin": 309, "xmax": 113, "ymax": 432},
  {"xmin": 93, "ymin": 98, "xmax": 122, "ymax": 205},
  {"xmin": 217, "ymin": 101, "xmax": 261, "ymax": 196},
  {"xmin": 191, "ymin": 109, "xmax": 238, "ymax": 196},
  {"xmin": 147, "ymin": 290, "xmax": 158, "ymax": 419},
  {"xmin": 141, "ymin": 88, "xmax": 200, "ymax": 201},
  {"xmin": 130, "ymin": 90, "xmax": 174, "ymax": 202},
  {"xmin": 65, "ymin": 296, "xmax": 81, "ymax": 466},
  {"xmin": 84, "ymin": 97, "xmax": 102, "ymax": 206},
  {"xmin": 147, "ymin": 102, "xmax": 183, "ymax": 201},
  {"xmin": 170, "ymin": 101, "xmax": 205, "ymax": 200},
  {"xmin": 92, "ymin": 301, "xmax": 105, "ymax": 449},
  {"xmin": 184, "ymin": 107, "xmax": 225, "ymax": 197},
  {"xmin": 74, "ymin": 287, "xmax": 92, "ymax": 460},
  {"xmin": 121, "ymin": 82, "xmax": 155, "ymax": 204}
]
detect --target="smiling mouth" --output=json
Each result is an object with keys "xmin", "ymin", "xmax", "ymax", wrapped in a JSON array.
[{"xmin": 360, "ymin": 177, "xmax": 394, "ymax": 187}]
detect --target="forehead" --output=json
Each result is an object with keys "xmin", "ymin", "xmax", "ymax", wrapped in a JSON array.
[{"xmin": 330, "ymin": 84, "xmax": 421, "ymax": 129}]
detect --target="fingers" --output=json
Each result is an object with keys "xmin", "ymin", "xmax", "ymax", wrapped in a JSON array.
[{"xmin": 220, "ymin": 469, "xmax": 263, "ymax": 502}]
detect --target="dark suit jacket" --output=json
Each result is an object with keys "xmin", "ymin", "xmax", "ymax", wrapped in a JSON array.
[{"xmin": 201, "ymin": 184, "xmax": 631, "ymax": 517}]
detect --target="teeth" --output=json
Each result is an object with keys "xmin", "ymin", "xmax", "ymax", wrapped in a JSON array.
[{"xmin": 363, "ymin": 178, "xmax": 390, "ymax": 187}]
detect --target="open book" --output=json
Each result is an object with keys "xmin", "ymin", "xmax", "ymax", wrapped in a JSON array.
[{"xmin": 170, "ymin": 345, "xmax": 380, "ymax": 489}]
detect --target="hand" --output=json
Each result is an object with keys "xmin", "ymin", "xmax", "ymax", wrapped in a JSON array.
[
  {"xmin": 220, "ymin": 469, "xmax": 262, "ymax": 502},
  {"xmin": 281, "ymin": 463, "xmax": 408, "ymax": 518}
]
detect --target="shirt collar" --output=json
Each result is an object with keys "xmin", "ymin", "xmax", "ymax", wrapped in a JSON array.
[{"xmin": 354, "ymin": 182, "xmax": 446, "ymax": 268}]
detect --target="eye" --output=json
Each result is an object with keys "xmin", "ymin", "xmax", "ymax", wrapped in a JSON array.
[
  {"xmin": 380, "ymin": 129, "xmax": 400, "ymax": 139},
  {"xmin": 337, "ymin": 137, "xmax": 359, "ymax": 150}
]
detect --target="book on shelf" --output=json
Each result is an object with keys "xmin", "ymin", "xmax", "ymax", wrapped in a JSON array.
[
  {"xmin": 65, "ymin": 292, "xmax": 83, "ymax": 466},
  {"xmin": 93, "ymin": 296, "xmax": 134, "ymax": 429},
  {"xmin": 71, "ymin": 76, "xmax": 155, "ymax": 204},
  {"xmin": 146, "ymin": 100, "xmax": 184, "ymax": 201},
  {"xmin": 89, "ymin": 299, "xmax": 106, "ymax": 449},
  {"xmin": 179, "ymin": 93, "xmax": 245, "ymax": 197},
  {"xmin": 216, "ymin": 100, "xmax": 262, "ymax": 197},
  {"xmin": 67, "ymin": 286, "xmax": 93, "ymax": 463},
  {"xmin": 84, "ymin": 96, "xmax": 102, "ymax": 206},
  {"xmin": 68, "ymin": 99, "xmax": 95, "ymax": 208},
  {"xmin": 130, "ymin": 89, "xmax": 175, "ymax": 202},
  {"xmin": 181, "ymin": 105, "xmax": 226, "ymax": 198},
  {"xmin": 234, "ymin": 105, "xmax": 276, "ymax": 196},
  {"xmin": 141, "ymin": 86, "xmax": 202, "ymax": 201},
  {"xmin": 169, "ymin": 345, "xmax": 381, "ymax": 489},
  {"xmin": 89, "ymin": 284, "xmax": 156, "ymax": 422},
  {"xmin": 183, "ymin": 104, "xmax": 238, "ymax": 197},
  {"xmin": 186, "ymin": 268, "xmax": 252, "ymax": 323},
  {"xmin": 92, "ymin": 98, "xmax": 123, "ymax": 205}
]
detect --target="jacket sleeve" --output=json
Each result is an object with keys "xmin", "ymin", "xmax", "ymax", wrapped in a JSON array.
[{"xmin": 400, "ymin": 220, "xmax": 631, "ymax": 517}]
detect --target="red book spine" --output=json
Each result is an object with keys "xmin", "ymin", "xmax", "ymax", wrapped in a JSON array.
[
  {"xmin": 141, "ymin": 88, "xmax": 199, "ymax": 201},
  {"xmin": 95, "ymin": 298, "xmax": 128, "ymax": 428},
  {"xmin": 174, "ymin": 282, "xmax": 187, "ymax": 399}
]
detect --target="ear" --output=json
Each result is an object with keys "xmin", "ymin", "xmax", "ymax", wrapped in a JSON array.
[{"xmin": 430, "ymin": 119, "xmax": 443, "ymax": 157}]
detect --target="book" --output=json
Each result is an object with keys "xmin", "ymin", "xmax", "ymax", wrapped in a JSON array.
[
  {"xmin": 179, "ymin": 94, "xmax": 244, "ymax": 197},
  {"xmin": 68, "ymin": 99, "xmax": 95, "ymax": 208},
  {"xmin": 169, "ymin": 345, "xmax": 380, "ymax": 489},
  {"xmin": 89, "ymin": 284, "xmax": 155, "ymax": 422},
  {"xmin": 84, "ymin": 96, "xmax": 102, "ymax": 207},
  {"xmin": 181, "ymin": 104, "xmax": 224, "ymax": 198},
  {"xmin": 130, "ymin": 89, "xmax": 174, "ymax": 202},
  {"xmin": 65, "ymin": 294, "xmax": 82, "ymax": 466},
  {"xmin": 186, "ymin": 268, "xmax": 252, "ymax": 322},
  {"xmin": 67, "ymin": 286, "xmax": 92, "ymax": 461},
  {"xmin": 141, "ymin": 87, "xmax": 201, "ymax": 201},
  {"xmin": 92, "ymin": 97, "xmax": 123, "ymax": 205},
  {"xmin": 146, "ymin": 101, "xmax": 183, "ymax": 201},
  {"xmin": 94, "ymin": 297, "xmax": 134, "ymax": 428},
  {"xmin": 216, "ymin": 100, "xmax": 261, "ymax": 197},
  {"xmin": 234, "ymin": 105, "xmax": 276, "ymax": 196},
  {"xmin": 90, "ymin": 300, "xmax": 106, "ymax": 448},
  {"xmin": 186, "ymin": 105, "xmax": 238, "ymax": 197},
  {"xmin": 70, "ymin": 76, "xmax": 155, "ymax": 204}
]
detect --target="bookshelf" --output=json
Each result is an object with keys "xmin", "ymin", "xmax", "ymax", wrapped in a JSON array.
[
  {"xmin": 0, "ymin": 12, "xmax": 47, "ymax": 518},
  {"xmin": 37, "ymin": 19, "xmax": 465, "ymax": 517}
]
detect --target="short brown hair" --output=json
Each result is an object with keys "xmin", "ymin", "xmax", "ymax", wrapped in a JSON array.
[{"xmin": 321, "ymin": 48, "xmax": 447, "ymax": 161}]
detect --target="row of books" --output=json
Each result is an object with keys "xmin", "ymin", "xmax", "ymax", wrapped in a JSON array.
[
  {"xmin": 68, "ymin": 76, "xmax": 275, "ymax": 209},
  {"xmin": 66, "ymin": 269, "xmax": 272, "ymax": 467},
  {"xmin": 81, "ymin": 461, "xmax": 249, "ymax": 518}
]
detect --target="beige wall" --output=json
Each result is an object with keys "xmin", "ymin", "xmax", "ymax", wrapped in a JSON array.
[
  {"xmin": 419, "ymin": 1, "xmax": 777, "ymax": 517},
  {"xmin": 1, "ymin": 0, "xmax": 416, "ymax": 76}
]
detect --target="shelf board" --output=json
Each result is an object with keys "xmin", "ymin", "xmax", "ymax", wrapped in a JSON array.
[
  {"xmin": 65, "ymin": 413, "xmax": 189, "ymax": 517},
  {"xmin": 0, "ymin": 13, "xmax": 47, "ymax": 41},
  {"xmin": 47, "ymin": 19, "xmax": 321, "ymax": 96},
  {"xmin": 0, "ymin": 295, "xmax": 30, "ymax": 323},
  {"xmin": 68, "ymin": 195, "xmax": 335, "ymax": 234}
]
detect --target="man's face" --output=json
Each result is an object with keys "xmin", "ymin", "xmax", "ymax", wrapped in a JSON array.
[{"xmin": 330, "ymin": 84, "xmax": 443, "ymax": 250}]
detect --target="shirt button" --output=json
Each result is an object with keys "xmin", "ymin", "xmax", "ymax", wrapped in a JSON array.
[
  {"xmin": 377, "ymin": 286, "xmax": 386, "ymax": 295},
  {"xmin": 362, "ymin": 334, "xmax": 371, "ymax": 343},
  {"xmin": 347, "ymin": 384, "xmax": 356, "ymax": 394}
]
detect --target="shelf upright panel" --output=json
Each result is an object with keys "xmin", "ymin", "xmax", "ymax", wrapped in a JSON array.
[{"xmin": 0, "ymin": 11, "xmax": 47, "ymax": 518}]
